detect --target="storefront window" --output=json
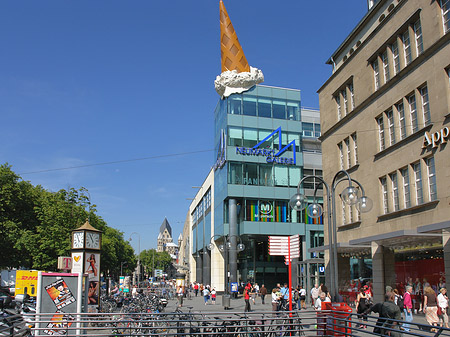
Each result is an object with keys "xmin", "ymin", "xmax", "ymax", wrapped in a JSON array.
[{"xmin": 243, "ymin": 96, "xmax": 257, "ymax": 116}]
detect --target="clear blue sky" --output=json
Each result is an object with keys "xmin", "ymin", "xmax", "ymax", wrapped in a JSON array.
[{"xmin": 0, "ymin": 1, "xmax": 368, "ymax": 253}]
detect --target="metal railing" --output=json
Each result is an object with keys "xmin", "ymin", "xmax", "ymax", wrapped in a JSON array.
[{"xmin": 4, "ymin": 309, "xmax": 450, "ymax": 336}]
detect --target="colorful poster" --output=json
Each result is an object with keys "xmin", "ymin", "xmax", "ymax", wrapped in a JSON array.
[
  {"xmin": 84, "ymin": 253, "xmax": 100, "ymax": 312},
  {"xmin": 85, "ymin": 253, "xmax": 99, "ymax": 278},
  {"xmin": 45, "ymin": 280, "xmax": 76, "ymax": 310},
  {"xmin": 43, "ymin": 312, "xmax": 75, "ymax": 335}
]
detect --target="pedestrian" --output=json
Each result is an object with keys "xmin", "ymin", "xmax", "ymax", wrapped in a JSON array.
[
  {"xmin": 311, "ymin": 284, "xmax": 320, "ymax": 307},
  {"xmin": 355, "ymin": 287, "xmax": 369, "ymax": 329},
  {"xmin": 299, "ymin": 285, "xmax": 307, "ymax": 309},
  {"xmin": 293, "ymin": 286, "xmax": 300, "ymax": 310},
  {"xmin": 403, "ymin": 285, "xmax": 413, "ymax": 331},
  {"xmin": 271, "ymin": 288, "xmax": 280, "ymax": 314},
  {"xmin": 194, "ymin": 282, "xmax": 199, "ymax": 297},
  {"xmin": 438, "ymin": 288, "xmax": 449, "ymax": 328},
  {"xmin": 280, "ymin": 283, "xmax": 289, "ymax": 309},
  {"xmin": 424, "ymin": 286, "xmax": 439, "ymax": 331},
  {"xmin": 177, "ymin": 285, "xmax": 184, "ymax": 307},
  {"xmin": 203, "ymin": 287, "xmax": 210, "ymax": 305},
  {"xmin": 315, "ymin": 292, "xmax": 331, "ymax": 335},
  {"xmin": 260, "ymin": 284, "xmax": 267, "ymax": 305},
  {"xmin": 211, "ymin": 288, "xmax": 217, "ymax": 304},
  {"xmin": 369, "ymin": 292, "xmax": 402, "ymax": 337},
  {"xmin": 244, "ymin": 285, "xmax": 251, "ymax": 312}
]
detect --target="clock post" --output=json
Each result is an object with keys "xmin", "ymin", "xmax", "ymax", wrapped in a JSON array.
[{"xmin": 71, "ymin": 220, "xmax": 102, "ymax": 312}]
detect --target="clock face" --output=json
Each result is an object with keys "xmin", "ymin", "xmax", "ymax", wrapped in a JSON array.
[
  {"xmin": 73, "ymin": 232, "xmax": 84, "ymax": 249},
  {"xmin": 86, "ymin": 232, "xmax": 100, "ymax": 250}
]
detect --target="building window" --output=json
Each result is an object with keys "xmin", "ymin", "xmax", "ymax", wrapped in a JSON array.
[
  {"xmin": 382, "ymin": 50, "xmax": 390, "ymax": 82},
  {"xmin": 287, "ymin": 101, "xmax": 300, "ymax": 121},
  {"xmin": 243, "ymin": 96, "xmax": 257, "ymax": 116},
  {"xmin": 386, "ymin": 109, "xmax": 396, "ymax": 145},
  {"xmin": 391, "ymin": 172, "xmax": 400, "ymax": 211},
  {"xmin": 342, "ymin": 90, "xmax": 348, "ymax": 116},
  {"xmin": 373, "ymin": 59, "xmax": 380, "ymax": 90},
  {"xmin": 380, "ymin": 176, "xmax": 389, "ymax": 214},
  {"xmin": 314, "ymin": 124, "xmax": 321, "ymax": 138},
  {"xmin": 413, "ymin": 162, "xmax": 423, "ymax": 205},
  {"xmin": 229, "ymin": 96, "xmax": 242, "ymax": 115},
  {"xmin": 338, "ymin": 143, "xmax": 344, "ymax": 170},
  {"xmin": 273, "ymin": 100, "xmax": 286, "ymax": 120},
  {"xmin": 258, "ymin": 98, "xmax": 272, "ymax": 118},
  {"xmin": 426, "ymin": 157, "xmax": 437, "ymax": 201},
  {"xmin": 403, "ymin": 30, "xmax": 412, "ymax": 66},
  {"xmin": 349, "ymin": 83, "xmax": 355, "ymax": 110},
  {"xmin": 396, "ymin": 102, "xmax": 406, "ymax": 140},
  {"xmin": 341, "ymin": 200, "xmax": 346, "ymax": 224},
  {"xmin": 303, "ymin": 123, "xmax": 314, "ymax": 137},
  {"xmin": 376, "ymin": 116, "xmax": 385, "ymax": 151},
  {"xmin": 408, "ymin": 94, "xmax": 418, "ymax": 133},
  {"xmin": 229, "ymin": 126, "xmax": 243, "ymax": 146},
  {"xmin": 345, "ymin": 137, "xmax": 351, "ymax": 168},
  {"xmin": 442, "ymin": 0, "xmax": 450, "ymax": 34},
  {"xmin": 335, "ymin": 95, "xmax": 341, "ymax": 120},
  {"xmin": 420, "ymin": 86, "xmax": 431, "ymax": 126},
  {"xmin": 414, "ymin": 20, "xmax": 424, "ymax": 55},
  {"xmin": 401, "ymin": 167, "xmax": 411, "ymax": 208},
  {"xmin": 392, "ymin": 41, "xmax": 400, "ymax": 75},
  {"xmin": 352, "ymin": 133, "xmax": 358, "ymax": 164}
]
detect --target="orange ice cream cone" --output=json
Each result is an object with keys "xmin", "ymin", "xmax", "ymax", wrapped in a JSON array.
[{"xmin": 220, "ymin": 0, "xmax": 250, "ymax": 73}]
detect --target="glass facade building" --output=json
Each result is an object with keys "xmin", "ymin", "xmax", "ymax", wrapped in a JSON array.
[{"xmin": 191, "ymin": 85, "xmax": 323, "ymax": 291}]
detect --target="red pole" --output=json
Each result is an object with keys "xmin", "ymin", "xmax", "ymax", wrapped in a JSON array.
[{"xmin": 288, "ymin": 236, "xmax": 292, "ymax": 313}]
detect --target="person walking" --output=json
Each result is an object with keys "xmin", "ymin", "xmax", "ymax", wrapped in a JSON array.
[
  {"xmin": 194, "ymin": 283, "xmax": 199, "ymax": 297},
  {"xmin": 203, "ymin": 287, "xmax": 210, "ymax": 305},
  {"xmin": 438, "ymin": 288, "xmax": 449, "ymax": 328},
  {"xmin": 311, "ymin": 284, "xmax": 320, "ymax": 307},
  {"xmin": 260, "ymin": 284, "xmax": 267, "ymax": 305},
  {"xmin": 355, "ymin": 287, "xmax": 369, "ymax": 329},
  {"xmin": 299, "ymin": 285, "xmax": 307, "ymax": 310},
  {"xmin": 211, "ymin": 288, "xmax": 217, "ymax": 305},
  {"xmin": 424, "ymin": 286, "xmax": 439, "ymax": 332},
  {"xmin": 271, "ymin": 288, "xmax": 280, "ymax": 314},
  {"xmin": 177, "ymin": 285, "xmax": 184, "ymax": 307},
  {"xmin": 403, "ymin": 285, "xmax": 413, "ymax": 331},
  {"xmin": 244, "ymin": 285, "xmax": 251, "ymax": 312}
]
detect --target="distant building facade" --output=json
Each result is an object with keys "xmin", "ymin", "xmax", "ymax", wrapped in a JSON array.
[{"xmin": 157, "ymin": 218, "xmax": 178, "ymax": 259}]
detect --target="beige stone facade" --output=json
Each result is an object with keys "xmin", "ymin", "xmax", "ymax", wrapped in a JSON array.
[{"xmin": 318, "ymin": 0, "xmax": 450, "ymax": 303}]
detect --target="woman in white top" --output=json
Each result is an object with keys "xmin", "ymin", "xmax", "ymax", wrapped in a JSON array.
[{"xmin": 438, "ymin": 288, "xmax": 449, "ymax": 328}]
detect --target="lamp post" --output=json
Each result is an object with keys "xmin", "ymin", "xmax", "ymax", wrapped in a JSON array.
[
  {"xmin": 129, "ymin": 232, "xmax": 141, "ymax": 286},
  {"xmin": 207, "ymin": 234, "xmax": 245, "ymax": 296},
  {"xmin": 120, "ymin": 261, "xmax": 127, "ymax": 276},
  {"xmin": 289, "ymin": 170, "xmax": 372, "ymax": 301}
]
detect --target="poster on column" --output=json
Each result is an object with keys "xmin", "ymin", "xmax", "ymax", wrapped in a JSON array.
[
  {"xmin": 71, "ymin": 252, "xmax": 83, "ymax": 274},
  {"xmin": 37, "ymin": 272, "xmax": 80, "ymax": 336},
  {"xmin": 84, "ymin": 253, "xmax": 100, "ymax": 310}
]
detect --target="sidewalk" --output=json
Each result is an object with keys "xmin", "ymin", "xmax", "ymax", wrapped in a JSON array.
[{"xmin": 167, "ymin": 293, "xmax": 431, "ymax": 327}]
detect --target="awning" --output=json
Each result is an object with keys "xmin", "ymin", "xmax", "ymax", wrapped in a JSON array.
[
  {"xmin": 417, "ymin": 220, "xmax": 450, "ymax": 234},
  {"xmin": 308, "ymin": 242, "xmax": 370, "ymax": 254},
  {"xmin": 349, "ymin": 229, "xmax": 442, "ymax": 248}
]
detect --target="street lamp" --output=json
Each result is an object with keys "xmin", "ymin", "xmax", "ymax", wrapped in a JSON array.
[
  {"xmin": 207, "ymin": 234, "xmax": 245, "ymax": 296},
  {"xmin": 129, "ymin": 232, "xmax": 141, "ymax": 286},
  {"xmin": 120, "ymin": 261, "xmax": 127, "ymax": 276},
  {"xmin": 289, "ymin": 170, "xmax": 372, "ymax": 301}
]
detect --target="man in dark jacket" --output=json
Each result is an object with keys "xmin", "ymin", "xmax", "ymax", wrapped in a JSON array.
[
  {"xmin": 369, "ymin": 292, "xmax": 402, "ymax": 337},
  {"xmin": 260, "ymin": 284, "xmax": 267, "ymax": 304}
]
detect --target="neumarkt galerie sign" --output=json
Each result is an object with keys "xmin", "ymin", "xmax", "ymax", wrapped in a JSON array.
[{"xmin": 236, "ymin": 127, "xmax": 297, "ymax": 165}]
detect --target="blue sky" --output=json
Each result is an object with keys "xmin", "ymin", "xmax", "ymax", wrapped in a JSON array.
[{"xmin": 0, "ymin": 1, "xmax": 368, "ymax": 252}]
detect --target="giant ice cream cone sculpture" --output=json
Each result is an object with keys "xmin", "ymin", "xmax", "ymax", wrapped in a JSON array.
[
  {"xmin": 215, "ymin": 0, "xmax": 264, "ymax": 98},
  {"xmin": 220, "ymin": 0, "xmax": 250, "ymax": 73}
]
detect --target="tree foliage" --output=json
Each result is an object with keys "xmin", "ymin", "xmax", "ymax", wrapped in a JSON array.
[
  {"xmin": 139, "ymin": 249, "xmax": 172, "ymax": 275},
  {"xmin": 0, "ymin": 163, "xmax": 137, "ymax": 277}
]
